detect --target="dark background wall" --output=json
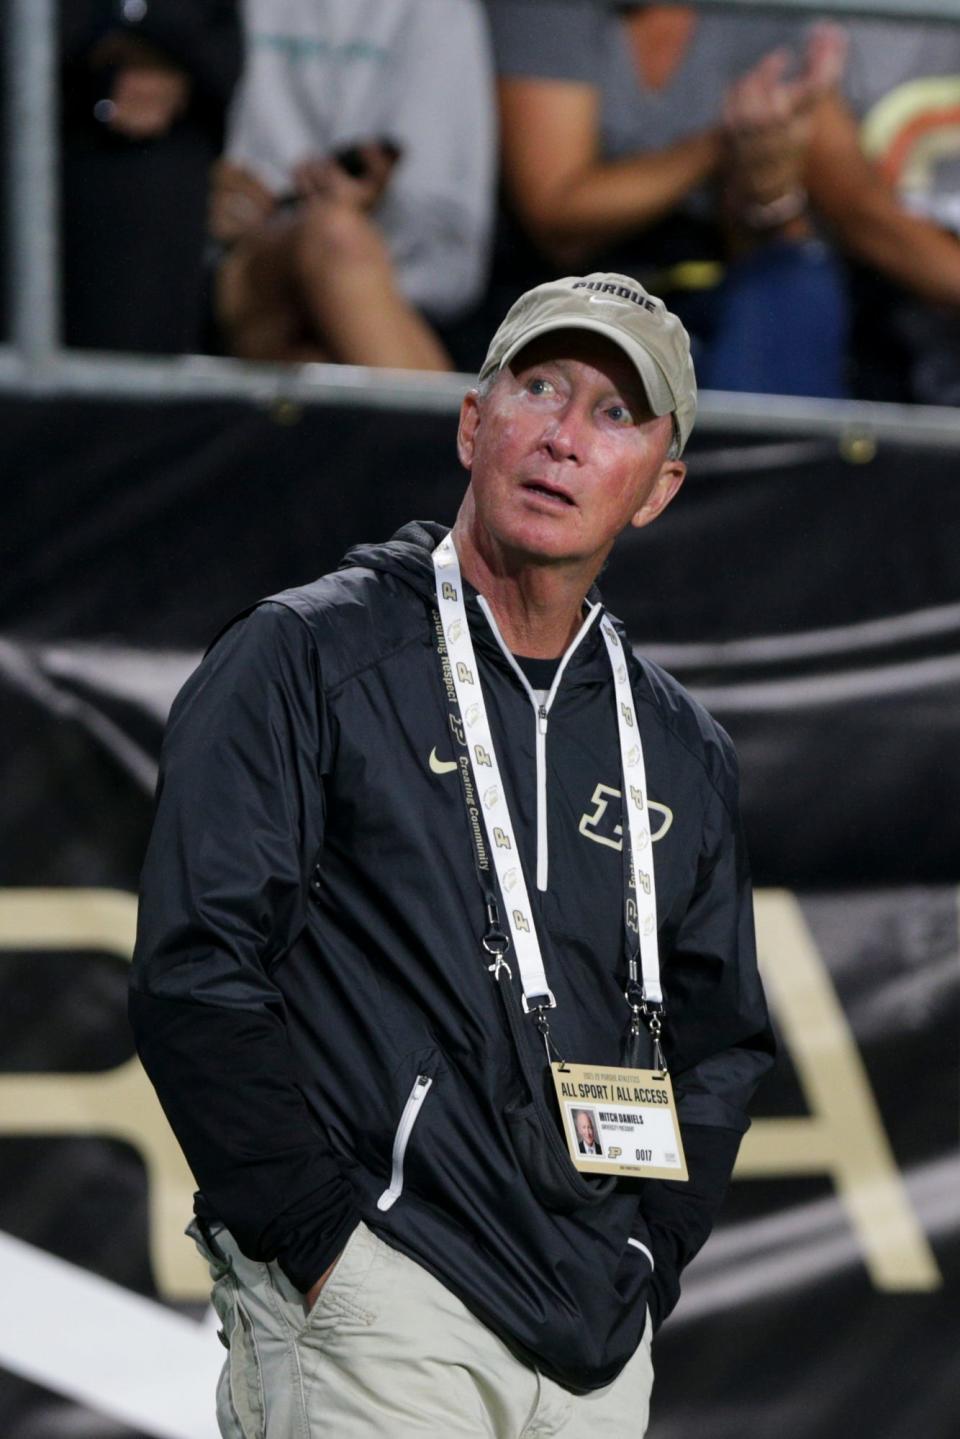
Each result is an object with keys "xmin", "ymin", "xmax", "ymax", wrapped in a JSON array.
[{"xmin": 0, "ymin": 394, "xmax": 956, "ymax": 1438}]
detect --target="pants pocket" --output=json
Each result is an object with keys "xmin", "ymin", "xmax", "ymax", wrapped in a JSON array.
[
  {"xmin": 216, "ymin": 1289, "xmax": 266, "ymax": 1439},
  {"xmin": 187, "ymin": 1220, "xmax": 265, "ymax": 1439},
  {"xmin": 296, "ymin": 1220, "xmax": 382, "ymax": 1352}
]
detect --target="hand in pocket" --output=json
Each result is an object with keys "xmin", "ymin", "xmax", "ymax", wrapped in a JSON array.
[{"xmin": 304, "ymin": 1250, "xmax": 343, "ymax": 1314}]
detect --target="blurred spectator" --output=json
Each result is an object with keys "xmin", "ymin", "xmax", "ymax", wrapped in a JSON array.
[
  {"xmin": 210, "ymin": 0, "xmax": 496, "ymax": 369},
  {"xmin": 486, "ymin": 0, "xmax": 849, "ymax": 397},
  {"xmin": 804, "ymin": 20, "xmax": 960, "ymax": 403},
  {"xmin": 60, "ymin": 1, "xmax": 242, "ymax": 353}
]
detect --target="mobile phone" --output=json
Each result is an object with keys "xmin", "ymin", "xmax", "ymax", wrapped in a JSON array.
[{"xmin": 333, "ymin": 137, "xmax": 402, "ymax": 178}]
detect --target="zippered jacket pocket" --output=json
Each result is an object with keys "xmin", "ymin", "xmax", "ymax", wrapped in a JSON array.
[{"xmin": 376, "ymin": 1073, "xmax": 433, "ymax": 1212}]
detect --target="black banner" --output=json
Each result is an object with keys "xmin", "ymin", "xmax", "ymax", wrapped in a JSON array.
[{"xmin": 0, "ymin": 394, "xmax": 956, "ymax": 1437}]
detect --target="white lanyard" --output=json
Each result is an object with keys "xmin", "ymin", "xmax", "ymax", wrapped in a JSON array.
[
  {"xmin": 597, "ymin": 613, "xmax": 663, "ymax": 1006},
  {"xmin": 432, "ymin": 533, "xmax": 663, "ymax": 1012}
]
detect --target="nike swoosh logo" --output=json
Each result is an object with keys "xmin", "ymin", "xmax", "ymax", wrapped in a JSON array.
[{"xmin": 429, "ymin": 747, "xmax": 458, "ymax": 775}]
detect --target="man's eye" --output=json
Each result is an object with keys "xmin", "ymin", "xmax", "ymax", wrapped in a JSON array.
[
  {"xmin": 527, "ymin": 376, "xmax": 555, "ymax": 396},
  {"xmin": 606, "ymin": 404, "xmax": 634, "ymax": 425}
]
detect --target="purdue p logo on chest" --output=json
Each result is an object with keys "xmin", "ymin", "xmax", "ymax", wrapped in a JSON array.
[{"xmin": 579, "ymin": 783, "xmax": 674, "ymax": 851}]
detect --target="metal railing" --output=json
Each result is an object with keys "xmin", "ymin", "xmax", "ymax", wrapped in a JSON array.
[
  {"xmin": 5, "ymin": 0, "xmax": 60, "ymax": 372},
  {"xmin": 5, "ymin": 0, "xmax": 960, "ymax": 451},
  {"xmin": 680, "ymin": 1, "xmax": 960, "ymax": 16}
]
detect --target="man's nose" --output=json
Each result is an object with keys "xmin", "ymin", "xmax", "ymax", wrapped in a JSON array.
[{"xmin": 540, "ymin": 407, "xmax": 583, "ymax": 463}]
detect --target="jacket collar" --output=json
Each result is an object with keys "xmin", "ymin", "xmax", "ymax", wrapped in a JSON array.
[{"xmin": 340, "ymin": 520, "xmax": 617, "ymax": 688}]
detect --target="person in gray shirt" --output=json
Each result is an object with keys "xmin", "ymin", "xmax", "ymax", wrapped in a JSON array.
[
  {"xmin": 486, "ymin": 0, "xmax": 849, "ymax": 396},
  {"xmin": 210, "ymin": 0, "xmax": 496, "ymax": 368}
]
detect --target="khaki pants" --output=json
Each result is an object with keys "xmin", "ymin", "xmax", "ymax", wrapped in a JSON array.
[{"xmin": 190, "ymin": 1218, "xmax": 654, "ymax": 1439}]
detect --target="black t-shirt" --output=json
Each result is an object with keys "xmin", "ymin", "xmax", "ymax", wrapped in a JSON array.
[{"xmin": 513, "ymin": 653, "xmax": 561, "ymax": 692}]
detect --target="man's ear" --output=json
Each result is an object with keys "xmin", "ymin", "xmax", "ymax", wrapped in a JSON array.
[
  {"xmin": 457, "ymin": 390, "xmax": 481, "ymax": 472},
  {"xmin": 631, "ymin": 460, "xmax": 686, "ymax": 530}
]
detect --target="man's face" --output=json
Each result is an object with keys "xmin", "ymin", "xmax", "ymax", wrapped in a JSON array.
[
  {"xmin": 576, "ymin": 1111, "xmax": 596, "ymax": 1147},
  {"xmin": 457, "ymin": 331, "xmax": 685, "ymax": 572}
]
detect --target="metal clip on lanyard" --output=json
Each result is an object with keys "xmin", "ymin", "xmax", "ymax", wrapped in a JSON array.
[
  {"xmin": 432, "ymin": 535, "xmax": 666, "ymax": 1063},
  {"xmin": 482, "ymin": 896, "xmax": 511, "ymax": 980}
]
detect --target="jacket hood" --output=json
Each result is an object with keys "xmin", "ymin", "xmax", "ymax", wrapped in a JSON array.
[{"xmin": 339, "ymin": 521, "xmax": 449, "ymax": 603}]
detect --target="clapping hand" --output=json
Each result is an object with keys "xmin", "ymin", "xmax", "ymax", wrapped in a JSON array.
[{"xmin": 722, "ymin": 23, "xmax": 848, "ymax": 229}]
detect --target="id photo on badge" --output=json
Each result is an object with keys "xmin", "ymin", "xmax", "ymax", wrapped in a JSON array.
[{"xmin": 571, "ymin": 1107, "xmax": 603, "ymax": 1157}]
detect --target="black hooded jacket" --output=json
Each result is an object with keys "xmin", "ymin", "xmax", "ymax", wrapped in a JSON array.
[{"xmin": 129, "ymin": 522, "xmax": 774, "ymax": 1391}]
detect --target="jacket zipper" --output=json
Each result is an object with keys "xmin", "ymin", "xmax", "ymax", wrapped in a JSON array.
[
  {"xmin": 535, "ymin": 703, "xmax": 549, "ymax": 888},
  {"xmin": 477, "ymin": 597, "xmax": 602, "ymax": 891},
  {"xmin": 376, "ymin": 1074, "xmax": 433, "ymax": 1212}
]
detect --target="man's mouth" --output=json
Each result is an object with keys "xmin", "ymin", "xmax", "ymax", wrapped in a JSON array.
[{"xmin": 521, "ymin": 479, "xmax": 576, "ymax": 506}]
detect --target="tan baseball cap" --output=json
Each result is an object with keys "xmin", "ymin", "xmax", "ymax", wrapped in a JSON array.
[{"xmin": 478, "ymin": 272, "xmax": 697, "ymax": 453}]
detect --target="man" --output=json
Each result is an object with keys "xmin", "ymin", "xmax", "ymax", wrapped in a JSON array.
[
  {"xmin": 130, "ymin": 271, "xmax": 774, "ymax": 1437},
  {"xmin": 574, "ymin": 1111, "xmax": 602, "ymax": 1157}
]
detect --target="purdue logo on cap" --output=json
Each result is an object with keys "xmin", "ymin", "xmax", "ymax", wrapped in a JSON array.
[{"xmin": 571, "ymin": 278, "xmax": 658, "ymax": 314}]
